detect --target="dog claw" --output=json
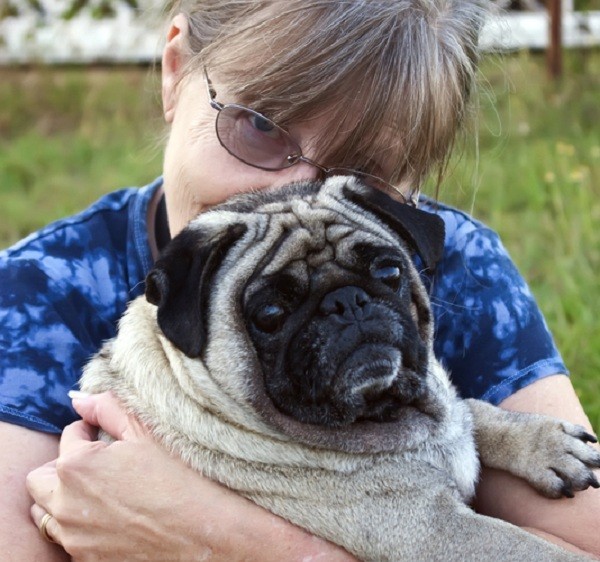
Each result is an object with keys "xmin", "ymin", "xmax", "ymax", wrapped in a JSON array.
[
  {"xmin": 561, "ymin": 484, "xmax": 575, "ymax": 499},
  {"xmin": 580, "ymin": 431, "xmax": 598, "ymax": 444}
]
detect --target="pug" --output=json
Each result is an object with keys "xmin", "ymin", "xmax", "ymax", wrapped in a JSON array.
[{"xmin": 81, "ymin": 177, "xmax": 600, "ymax": 561}]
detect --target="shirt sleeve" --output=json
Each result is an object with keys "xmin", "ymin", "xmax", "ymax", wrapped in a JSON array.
[
  {"xmin": 430, "ymin": 222, "xmax": 567, "ymax": 405},
  {"xmin": 0, "ymin": 257, "xmax": 117, "ymax": 433}
]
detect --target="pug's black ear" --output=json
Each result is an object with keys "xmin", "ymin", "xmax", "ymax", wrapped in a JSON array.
[
  {"xmin": 343, "ymin": 185, "xmax": 445, "ymax": 270},
  {"xmin": 145, "ymin": 223, "xmax": 247, "ymax": 358}
]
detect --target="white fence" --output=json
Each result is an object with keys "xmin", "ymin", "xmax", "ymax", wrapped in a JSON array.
[
  {"xmin": 482, "ymin": 10, "xmax": 600, "ymax": 50},
  {"xmin": 1, "ymin": 8, "xmax": 599, "ymax": 65}
]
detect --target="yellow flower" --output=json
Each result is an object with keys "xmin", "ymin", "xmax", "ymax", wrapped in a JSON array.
[
  {"xmin": 556, "ymin": 142, "xmax": 575, "ymax": 156},
  {"xmin": 569, "ymin": 167, "xmax": 588, "ymax": 183},
  {"xmin": 544, "ymin": 171, "xmax": 556, "ymax": 183}
]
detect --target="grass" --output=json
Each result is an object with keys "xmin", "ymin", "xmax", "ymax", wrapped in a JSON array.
[
  {"xmin": 0, "ymin": 66, "xmax": 164, "ymax": 241},
  {"xmin": 0, "ymin": 52, "xmax": 599, "ymax": 428}
]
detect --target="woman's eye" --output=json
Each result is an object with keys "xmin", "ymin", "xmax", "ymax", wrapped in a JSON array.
[
  {"xmin": 252, "ymin": 304, "xmax": 287, "ymax": 334},
  {"xmin": 250, "ymin": 114, "xmax": 276, "ymax": 134}
]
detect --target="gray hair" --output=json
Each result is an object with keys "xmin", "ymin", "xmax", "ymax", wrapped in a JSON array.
[{"xmin": 168, "ymin": 0, "xmax": 488, "ymax": 194}]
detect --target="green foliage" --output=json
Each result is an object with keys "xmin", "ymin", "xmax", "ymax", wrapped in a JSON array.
[
  {"xmin": 0, "ymin": 66, "xmax": 162, "ymax": 241},
  {"xmin": 0, "ymin": 53, "xmax": 599, "ymax": 427},
  {"xmin": 0, "ymin": 0, "xmax": 139, "ymax": 20},
  {"xmin": 574, "ymin": 0, "xmax": 600, "ymax": 10}
]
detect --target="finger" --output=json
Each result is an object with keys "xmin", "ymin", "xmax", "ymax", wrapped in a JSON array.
[
  {"xmin": 59, "ymin": 419, "xmax": 101, "ymax": 457},
  {"xmin": 31, "ymin": 502, "xmax": 50, "ymax": 527},
  {"xmin": 31, "ymin": 503, "xmax": 61, "ymax": 545},
  {"xmin": 26, "ymin": 464, "xmax": 59, "ymax": 511},
  {"xmin": 71, "ymin": 391, "xmax": 148, "ymax": 441}
]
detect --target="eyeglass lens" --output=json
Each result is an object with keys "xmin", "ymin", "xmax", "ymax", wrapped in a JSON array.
[{"xmin": 215, "ymin": 105, "xmax": 301, "ymax": 171}]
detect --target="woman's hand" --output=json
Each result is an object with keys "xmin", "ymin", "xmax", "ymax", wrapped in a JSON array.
[{"xmin": 26, "ymin": 392, "xmax": 356, "ymax": 562}]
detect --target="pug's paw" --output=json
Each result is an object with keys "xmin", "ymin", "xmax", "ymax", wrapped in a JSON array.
[{"xmin": 524, "ymin": 420, "xmax": 600, "ymax": 499}]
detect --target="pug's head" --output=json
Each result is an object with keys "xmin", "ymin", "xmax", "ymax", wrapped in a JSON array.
[{"xmin": 145, "ymin": 177, "xmax": 448, "ymax": 451}]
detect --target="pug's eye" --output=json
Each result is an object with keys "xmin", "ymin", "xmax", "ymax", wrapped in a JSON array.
[
  {"xmin": 370, "ymin": 260, "xmax": 402, "ymax": 291},
  {"xmin": 252, "ymin": 304, "xmax": 287, "ymax": 334}
]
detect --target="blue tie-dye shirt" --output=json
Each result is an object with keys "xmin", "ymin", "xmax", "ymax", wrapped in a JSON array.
[{"xmin": 0, "ymin": 177, "xmax": 567, "ymax": 434}]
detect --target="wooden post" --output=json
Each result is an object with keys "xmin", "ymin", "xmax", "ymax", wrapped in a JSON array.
[{"xmin": 548, "ymin": 0, "xmax": 562, "ymax": 78}]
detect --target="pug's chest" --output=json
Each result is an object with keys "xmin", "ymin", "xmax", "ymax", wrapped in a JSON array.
[{"xmin": 148, "ymin": 406, "xmax": 479, "ymax": 512}]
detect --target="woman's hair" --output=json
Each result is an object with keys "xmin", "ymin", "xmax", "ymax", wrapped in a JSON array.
[{"xmin": 167, "ymin": 0, "xmax": 488, "ymax": 195}]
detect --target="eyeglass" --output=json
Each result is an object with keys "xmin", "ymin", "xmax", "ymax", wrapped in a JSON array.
[{"xmin": 204, "ymin": 68, "xmax": 416, "ymax": 207}]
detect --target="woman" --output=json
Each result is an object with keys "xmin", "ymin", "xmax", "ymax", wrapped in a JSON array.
[{"xmin": 2, "ymin": 1, "xmax": 599, "ymax": 560}]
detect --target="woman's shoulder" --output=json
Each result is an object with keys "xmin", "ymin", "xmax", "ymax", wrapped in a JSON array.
[
  {"xmin": 419, "ymin": 197, "xmax": 495, "ymax": 252},
  {"xmin": 2, "ymin": 180, "xmax": 159, "ymax": 261},
  {"xmin": 418, "ymin": 198, "xmax": 512, "ymax": 289},
  {"xmin": 0, "ymin": 178, "xmax": 161, "ymax": 300},
  {"xmin": 418, "ymin": 198, "xmax": 567, "ymax": 405}
]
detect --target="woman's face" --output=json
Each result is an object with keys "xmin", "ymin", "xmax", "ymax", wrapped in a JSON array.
[{"xmin": 162, "ymin": 70, "xmax": 326, "ymax": 236}]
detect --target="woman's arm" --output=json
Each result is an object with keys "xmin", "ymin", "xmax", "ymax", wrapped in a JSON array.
[
  {"xmin": 28, "ymin": 377, "xmax": 599, "ymax": 561},
  {"xmin": 474, "ymin": 374, "xmax": 600, "ymax": 558},
  {"xmin": 26, "ymin": 392, "xmax": 357, "ymax": 562},
  {"xmin": 0, "ymin": 421, "xmax": 69, "ymax": 561}
]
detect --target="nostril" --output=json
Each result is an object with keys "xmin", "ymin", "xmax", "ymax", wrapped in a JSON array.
[
  {"xmin": 354, "ymin": 290, "xmax": 368, "ymax": 308},
  {"xmin": 319, "ymin": 287, "xmax": 371, "ymax": 317}
]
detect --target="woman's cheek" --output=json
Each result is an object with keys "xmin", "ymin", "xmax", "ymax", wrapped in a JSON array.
[{"xmin": 166, "ymin": 183, "xmax": 204, "ymax": 236}]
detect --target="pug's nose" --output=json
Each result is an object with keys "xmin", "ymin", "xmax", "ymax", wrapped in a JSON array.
[{"xmin": 319, "ymin": 287, "xmax": 371, "ymax": 320}]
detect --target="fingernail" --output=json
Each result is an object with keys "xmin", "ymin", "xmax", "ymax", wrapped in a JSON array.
[{"xmin": 68, "ymin": 390, "xmax": 91, "ymax": 400}]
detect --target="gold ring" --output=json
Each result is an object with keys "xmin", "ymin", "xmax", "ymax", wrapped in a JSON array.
[{"xmin": 39, "ymin": 512, "xmax": 57, "ymax": 543}]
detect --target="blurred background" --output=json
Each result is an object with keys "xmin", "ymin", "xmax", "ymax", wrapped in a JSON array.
[{"xmin": 0, "ymin": 1, "xmax": 599, "ymax": 426}]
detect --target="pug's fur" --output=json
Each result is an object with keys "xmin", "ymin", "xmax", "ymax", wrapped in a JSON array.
[{"xmin": 81, "ymin": 177, "xmax": 600, "ymax": 561}]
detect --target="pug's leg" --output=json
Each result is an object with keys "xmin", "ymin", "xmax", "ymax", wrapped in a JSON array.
[
  {"xmin": 334, "ymin": 486, "xmax": 593, "ymax": 562},
  {"xmin": 420, "ymin": 497, "xmax": 592, "ymax": 562},
  {"xmin": 465, "ymin": 398, "xmax": 600, "ymax": 499}
]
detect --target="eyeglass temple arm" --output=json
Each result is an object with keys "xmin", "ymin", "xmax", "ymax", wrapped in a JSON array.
[
  {"xmin": 289, "ymin": 154, "xmax": 328, "ymax": 173},
  {"xmin": 203, "ymin": 67, "xmax": 224, "ymax": 111}
]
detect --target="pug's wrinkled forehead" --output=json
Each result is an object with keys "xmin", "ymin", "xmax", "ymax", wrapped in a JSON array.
[
  {"xmin": 262, "ymin": 207, "xmax": 401, "ymax": 278},
  {"xmin": 207, "ymin": 176, "xmax": 445, "ymax": 272}
]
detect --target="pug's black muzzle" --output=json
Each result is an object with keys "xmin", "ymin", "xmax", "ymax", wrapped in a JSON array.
[{"xmin": 260, "ymin": 285, "xmax": 429, "ymax": 427}]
